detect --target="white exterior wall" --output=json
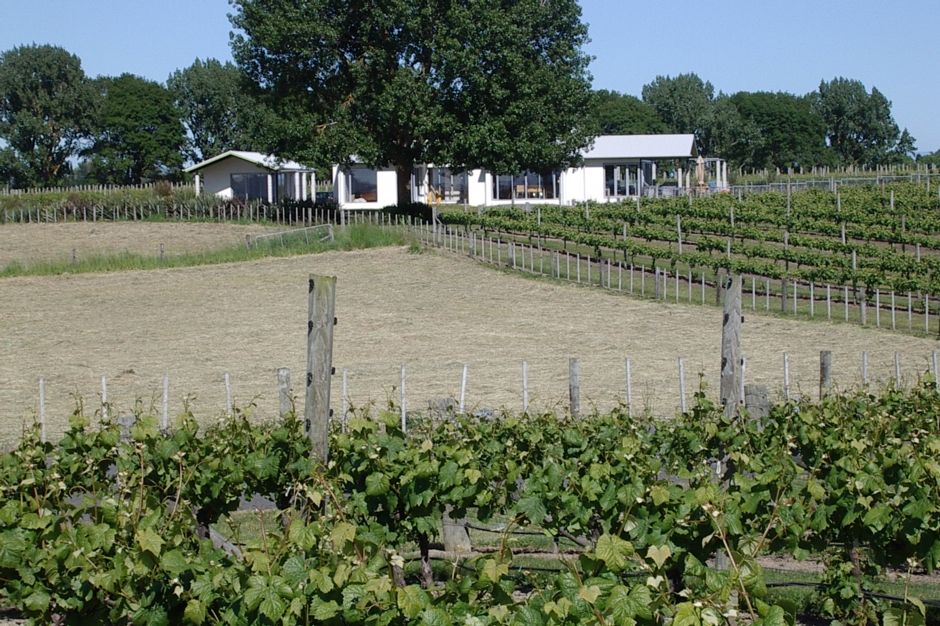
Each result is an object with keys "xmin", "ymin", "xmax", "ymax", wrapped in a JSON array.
[
  {"xmin": 200, "ymin": 159, "xmax": 270, "ymax": 199},
  {"xmin": 335, "ymin": 166, "xmax": 399, "ymax": 209},
  {"xmin": 576, "ymin": 164, "xmax": 608, "ymax": 203},
  {"xmin": 466, "ymin": 170, "xmax": 488, "ymax": 206},
  {"xmin": 375, "ymin": 169, "xmax": 398, "ymax": 207}
]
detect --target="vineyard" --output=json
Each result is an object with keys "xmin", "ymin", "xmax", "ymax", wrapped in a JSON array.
[
  {"xmin": 438, "ymin": 183, "xmax": 940, "ymax": 331},
  {"xmin": 2, "ymin": 381, "xmax": 940, "ymax": 625}
]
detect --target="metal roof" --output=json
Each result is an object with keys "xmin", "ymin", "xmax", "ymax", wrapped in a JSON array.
[
  {"xmin": 184, "ymin": 150, "xmax": 314, "ymax": 173},
  {"xmin": 581, "ymin": 134, "xmax": 695, "ymax": 160}
]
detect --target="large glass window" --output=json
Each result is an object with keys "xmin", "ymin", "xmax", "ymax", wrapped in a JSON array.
[
  {"xmin": 492, "ymin": 171, "xmax": 558, "ymax": 200},
  {"xmin": 494, "ymin": 174, "xmax": 513, "ymax": 200},
  {"xmin": 428, "ymin": 168, "xmax": 467, "ymax": 203},
  {"xmin": 347, "ymin": 168, "xmax": 378, "ymax": 203},
  {"xmin": 604, "ymin": 165, "xmax": 633, "ymax": 197},
  {"xmin": 277, "ymin": 172, "xmax": 300, "ymax": 200},
  {"xmin": 231, "ymin": 173, "xmax": 269, "ymax": 201}
]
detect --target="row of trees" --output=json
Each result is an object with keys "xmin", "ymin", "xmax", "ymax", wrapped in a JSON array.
[
  {"xmin": 0, "ymin": 1, "xmax": 929, "ymax": 189},
  {"xmin": 0, "ymin": 46, "xmax": 264, "ymax": 188},
  {"xmin": 595, "ymin": 73, "xmax": 918, "ymax": 170}
]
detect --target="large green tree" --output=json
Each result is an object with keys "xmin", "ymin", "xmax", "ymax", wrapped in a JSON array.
[
  {"xmin": 698, "ymin": 95, "xmax": 763, "ymax": 166},
  {"xmin": 0, "ymin": 44, "xmax": 96, "ymax": 187},
  {"xmin": 591, "ymin": 90, "xmax": 667, "ymax": 135},
  {"xmin": 812, "ymin": 77, "xmax": 915, "ymax": 166},
  {"xmin": 229, "ymin": 0, "xmax": 595, "ymax": 204},
  {"xmin": 641, "ymin": 73, "xmax": 714, "ymax": 151},
  {"xmin": 85, "ymin": 74, "xmax": 186, "ymax": 184},
  {"xmin": 167, "ymin": 58, "xmax": 258, "ymax": 162},
  {"xmin": 729, "ymin": 91, "xmax": 831, "ymax": 170}
]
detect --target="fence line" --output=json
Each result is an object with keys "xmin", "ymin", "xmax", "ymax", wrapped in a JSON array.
[
  {"xmin": 422, "ymin": 222, "xmax": 940, "ymax": 338},
  {"xmin": 20, "ymin": 345, "xmax": 940, "ymax": 449},
  {"xmin": 0, "ymin": 181, "xmax": 190, "ymax": 197}
]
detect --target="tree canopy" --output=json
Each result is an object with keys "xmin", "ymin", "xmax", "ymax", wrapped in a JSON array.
[
  {"xmin": 85, "ymin": 74, "xmax": 186, "ymax": 184},
  {"xmin": 590, "ymin": 90, "xmax": 667, "ymax": 135},
  {"xmin": 0, "ymin": 44, "xmax": 96, "ymax": 187},
  {"xmin": 641, "ymin": 73, "xmax": 715, "ymax": 151},
  {"xmin": 167, "ymin": 59, "xmax": 258, "ymax": 162},
  {"xmin": 729, "ymin": 91, "xmax": 832, "ymax": 169},
  {"xmin": 229, "ymin": 0, "xmax": 595, "ymax": 203},
  {"xmin": 812, "ymin": 77, "xmax": 916, "ymax": 166}
]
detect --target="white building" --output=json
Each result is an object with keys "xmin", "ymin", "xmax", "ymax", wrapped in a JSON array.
[
  {"xmin": 332, "ymin": 134, "xmax": 730, "ymax": 209},
  {"xmin": 185, "ymin": 151, "xmax": 317, "ymax": 203}
]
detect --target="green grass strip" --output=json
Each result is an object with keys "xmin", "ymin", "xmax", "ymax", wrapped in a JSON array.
[{"xmin": 0, "ymin": 223, "xmax": 412, "ymax": 279}]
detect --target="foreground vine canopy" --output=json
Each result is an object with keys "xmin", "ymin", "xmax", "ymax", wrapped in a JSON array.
[{"xmin": 2, "ymin": 383, "xmax": 939, "ymax": 625}]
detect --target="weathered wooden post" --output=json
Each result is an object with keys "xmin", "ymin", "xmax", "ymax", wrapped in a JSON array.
[
  {"xmin": 676, "ymin": 214, "xmax": 683, "ymax": 254},
  {"xmin": 277, "ymin": 367, "xmax": 292, "ymax": 418},
  {"xmin": 101, "ymin": 375, "xmax": 109, "ymax": 421},
  {"xmin": 224, "ymin": 372, "xmax": 232, "ymax": 417},
  {"xmin": 400, "ymin": 365, "xmax": 407, "ymax": 432},
  {"xmin": 162, "ymin": 374, "xmax": 169, "ymax": 431},
  {"xmin": 569, "ymin": 357, "xmax": 581, "ymax": 418},
  {"xmin": 932, "ymin": 351, "xmax": 939, "ymax": 390},
  {"xmin": 341, "ymin": 368, "xmax": 349, "ymax": 431},
  {"xmin": 459, "ymin": 364, "xmax": 468, "ymax": 413},
  {"xmin": 624, "ymin": 357, "xmax": 633, "ymax": 418},
  {"xmin": 305, "ymin": 275, "xmax": 336, "ymax": 464},
  {"xmin": 39, "ymin": 377, "xmax": 46, "ymax": 443},
  {"xmin": 677, "ymin": 357, "xmax": 687, "ymax": 414},
  {"xmin": 819, "ymin": 351, "xmax": 832, "ymax": 400},
  {"xmin": 522, "ymin": 360, "xmax": 529, "ymax": 414},
  {"xmin": 720, "ymin": 274, "xmax": 743, "ymax": 417}
]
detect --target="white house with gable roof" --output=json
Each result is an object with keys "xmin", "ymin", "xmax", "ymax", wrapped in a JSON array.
[
  {"xmin": 185, "ymin": 150, "xmax": 317, "ymax": 203},
  {"xmin": 331, "ymin": 134, "xmax": 728, "ymax": 209}
]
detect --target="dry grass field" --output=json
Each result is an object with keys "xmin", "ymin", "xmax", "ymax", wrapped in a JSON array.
[
  {"xmin": 2, "ymin": 221, "xmax": 939, "ymax": 446},
  {"xmin": 0, "ymin": 221, "xmax": 279, "ymax": 268}
]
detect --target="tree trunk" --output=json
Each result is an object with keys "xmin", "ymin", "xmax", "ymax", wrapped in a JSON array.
[
  {"xmin": 395, "ymin": 162, "xmax": 415, "ymax": 207},
  {"xmin": 418, "ymin": 533, "xmax": 433, "ymax": 588}
]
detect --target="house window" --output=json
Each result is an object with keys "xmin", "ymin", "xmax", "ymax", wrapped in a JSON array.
[
  {"xmin": 492, "ymin": 171, "xmax": 558, "ymax": 200},
  {"xmin": 347, "ymin": 167, "xmax": 377, "ymax": 203},
  {"xmin": 428, "ymin": 168, "xmax": 467, "ymax": 203},
  {"xmin": 494, "ymin": 174, "xmax": 513, "ymax": 200},
  {"xmin": 604, "ymin": 165, "xmax": 634, "ymax": 197},
  {"xmin": 277, "ymin": 172, "xmax": 299, "ymax": 200},
  {"xmin": 231, "ymin": 173, "xmax": 269, "ymax": 201}
]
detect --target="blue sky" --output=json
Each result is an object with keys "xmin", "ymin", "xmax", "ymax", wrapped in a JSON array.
[{"xmin": 2, "ymin": 0, "xmax": 938, "ymax": 152}]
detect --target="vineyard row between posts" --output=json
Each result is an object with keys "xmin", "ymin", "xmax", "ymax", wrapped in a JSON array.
[
  {"xmin": 18, "ymin": 344, "xmax": 940, "ymax": 452},
  {"xmin": 421, "ymin": 220, "xmax": 940, "ymax": 336},
  {"xmin": 5, "ymin": 376, "xmax": 940, "ymax": 624},
  {"xmin": 437, "ymin": 185, "xmax": 940, "ymax": 292},
  {"xmin": 4, "ymin": 272, "xmax": 940, "ymax": 624}
]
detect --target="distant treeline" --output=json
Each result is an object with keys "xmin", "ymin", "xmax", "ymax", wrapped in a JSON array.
[{"xmin": 0, "ymin": 16, "xmax": 933, "ymax": 193}]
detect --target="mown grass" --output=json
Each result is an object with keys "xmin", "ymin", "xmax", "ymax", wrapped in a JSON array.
[{"xmin": 0, "ymin": 223, "xmax": 411, "ymax": 278}]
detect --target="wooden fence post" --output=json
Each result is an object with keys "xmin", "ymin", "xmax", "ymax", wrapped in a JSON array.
[
  {"xmin": 277, "ymin": 367, "xmax": 292, "ymax": 418},
  {"xmin": 39, "ymin": 378, "xmax": 46, "ymax": 443},
  {"xmin": 624, "ymin": 357, "xmax": 633, "ymax": 418},
  {"xmin": 400, "ymin": 365, "xmax": 407, "ymax": 432},
  {"xmin": 459, "ymin": 364, "xmax": 468, "ymax": 413},
  {"xmin": 305, "ymin": 275, "xmax": 336, "ymax": 463},
  {"xmin": 569, "ymin": 357, "xmax": 581, "ymax": 417},
  {"xmin": 522, "ymin": 360, "xmax": 529, "ymax": 414},
  {"xmin": 932, "ymin": 351, "xmax": 939, "ymax": 390},
  {"xmin": 101, "ymin": 375, "xmax": 109, "ymax": 421},
  {"xmin": 677, "ymin": 357, "xmax": 687, "ymax": 414},
  {"xmin": 341, "ymin": 368, "xmax": 349, "ymax": 430},
  {"xmin": 720, "ymin": 274, "xmax": 743, "ymax": 417},
  {"xmin": 819, "ymin": 351, "xmax": 832, "ymax": 400},
  {"xmin": 162, "ymin": 374, "xmax": 169, "ymax": 431},
  {"xmin": 224, "ymin": 372, "xmax": 232, "ymax": 417}
]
